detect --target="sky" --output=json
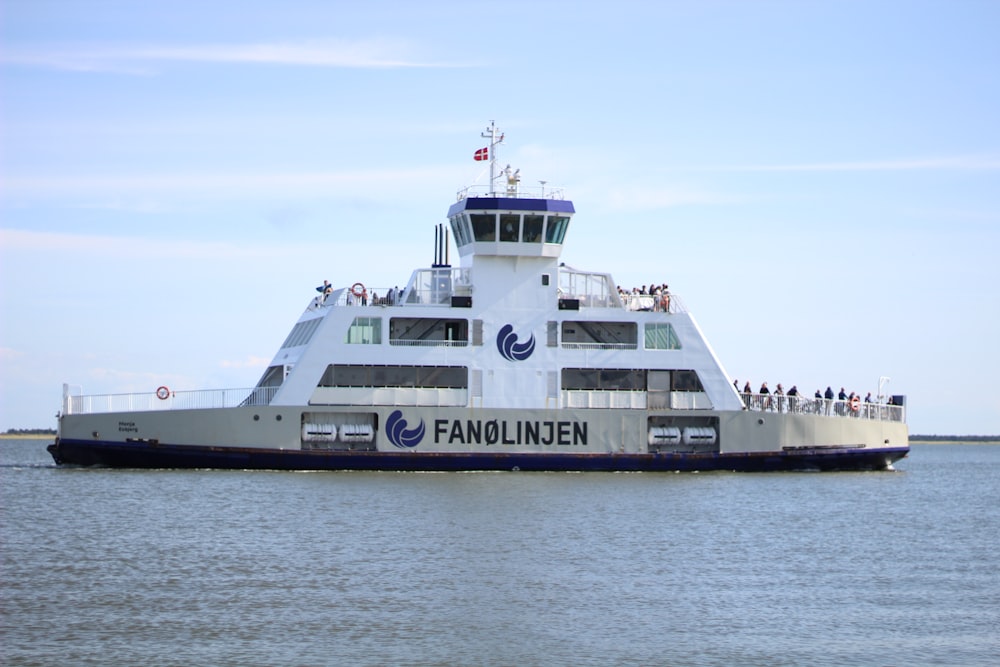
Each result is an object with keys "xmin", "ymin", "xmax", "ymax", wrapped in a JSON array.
[{"xmin": 1, "ymin": 0, "xmax": 998, "ymax": 435}]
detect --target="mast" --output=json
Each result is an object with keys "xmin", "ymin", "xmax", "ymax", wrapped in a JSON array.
[{"xmin": 481, "ymin": 121, "xmax": 504, "ymax": 196}]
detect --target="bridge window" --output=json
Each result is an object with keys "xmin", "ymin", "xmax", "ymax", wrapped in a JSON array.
[
  {"xmin": 499, "ymin": 214, "xmax": 520, "ymax": 242},
  {"xmin": 523, "ymin": 215, "xmax": 544, "ymax": 242},
  {"xmin": 450, "ymin": 215, "xmax": 471, "ymax": 247},
  {"xmin": 471, "ymin": 214, "xmax": 496, "ymax": 241},
  {"xmin": 546, "ymin": 216, "xmax": 570, "ymax": 243}
]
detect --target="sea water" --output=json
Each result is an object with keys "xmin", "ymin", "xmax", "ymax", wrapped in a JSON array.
[{"xmin": 2, "ymin": 440, "xmax": 997, "ymax": 666}]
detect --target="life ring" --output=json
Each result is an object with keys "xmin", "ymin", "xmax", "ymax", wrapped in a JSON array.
[
  {"xmin": 850, "ymin": 396, "xmax": 860, "ymax": 412},
  {"xmin": 351, "ymin": 282, "xmax": 366, "ymax": 298},
  {"xmin": 156, "ymin": 386, "xmax": 171, "ymax": 400}
]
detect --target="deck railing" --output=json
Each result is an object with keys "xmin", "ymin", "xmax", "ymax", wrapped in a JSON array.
[
  {"xmin": 63, "ymin": 386, "xmax": 279, "ymax": 416},
  {"xmin": 619, "ymin": 293, "xmax": 683, "ymax": 313},
  {"xmin": 740, "ymin": 392, "xmax": 905, "ymax": 423}
]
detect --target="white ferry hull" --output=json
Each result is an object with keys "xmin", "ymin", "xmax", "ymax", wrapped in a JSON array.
[
  {"xmin": 48, "ymin": 405, "xmax": 908, "ymax": 472},
  {"xmin": 47, "ymin": 438, "xmax": 908, "ymax": 472}
]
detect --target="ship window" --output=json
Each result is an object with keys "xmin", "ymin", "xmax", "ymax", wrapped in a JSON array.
[
  {"xmin": 562, "ymin": 368, "xmax": 647, "ymax": 391},
  {"xmin": 451, "ymin": 215, "xmax": 470, "ymax": 247},
  {"xmin": 471, "ymin": 213, "xmax": 496, "ymax": 241},
  {"xmin": 257, "ymin": 365, "xmax": 286, "ymax": 387},
  {"xmin": 644, "ymin": 323, "xmax": 681, "ymax": 350},
  {"xmin": 321, "ymin": 364, "xmax": 468, "ymax": 389},
  {"xmin": 561, "ymin": 321, "xmax": 637, "ymax": 349},
  {"xmin": 499, "ymin": 214, "xmax": 520, "ymax": 242},
  {"xmin": 672, "ymin": 370, "xmax": 704, "ymax": 392},
  {"xmin": 346, "ymin": 317, "xmax": 381, "ymax": 344},
  {"xmin": 389, "ymin": 317, "xmax": 468, "ymax": 346},
  {"xmin": 545, "ymin": 216, "xmax": 570, "ymax": 244},
  {"xmin": 523, "ymin": 215, "xmax": 544, "ymax": 243},
  {"xmin": 281, "ymin": 318, "xmax": 322, "ymax": 348}
]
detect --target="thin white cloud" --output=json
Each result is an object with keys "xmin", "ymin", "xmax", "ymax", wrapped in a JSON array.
[
  {"xmin": 0, "ymin": 228, "xmax": 270, "ymax": 261},
  {"xmin": 700, "ymin": 156, "xmax": 1000, "ymax": 172},
  {"xmin": 0, "ymin": 39, "xmax": 465, "ymax": 73},
  {"xmin": 1, "ymin": 166, "xmax": 458, "ymax": 199},
  {"xmin": 600, "ymin": 185, "xmax": 734, "ymax": 212}
]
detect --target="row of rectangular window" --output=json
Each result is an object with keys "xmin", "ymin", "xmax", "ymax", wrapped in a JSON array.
[
  {"xmin": 318, "ymin": 364, "xmax": 703, "ymax": 393},
  {"xmin": 450, "ymin": 212, "xmax": 571, "ymax": 247},
  {"xmin": 345, "ymin": 317, "xmax": 681, "ymax": 350}
]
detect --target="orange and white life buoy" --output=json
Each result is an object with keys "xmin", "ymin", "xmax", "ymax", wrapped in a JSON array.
[
  {"xmin": 850, "ymin": 396, "xmax": 860, "ymax": 412},
  {"xmin": 156, "ymin": 386, "xmax": 171, "ymax": 400},
  {"xmin": 351, "ymin": 282, "xmax": 366, "ymax": 298}
]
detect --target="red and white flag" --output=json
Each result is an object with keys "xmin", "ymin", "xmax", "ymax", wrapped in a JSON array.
[{"xmin": 474, "ymin": 147, "xmax": 489, "ymax": 161}]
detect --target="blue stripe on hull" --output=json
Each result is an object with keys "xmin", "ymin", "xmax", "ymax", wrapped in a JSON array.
[{"xmin": 48, "ymin": 439, "xmax": 909, "ymax": 472}]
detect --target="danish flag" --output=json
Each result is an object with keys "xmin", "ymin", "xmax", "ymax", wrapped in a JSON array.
[{"xmin": 474, "ymin": 147, "xmax": 489, "ymax": 161}]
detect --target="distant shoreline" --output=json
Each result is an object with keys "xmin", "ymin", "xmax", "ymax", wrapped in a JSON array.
[{"xmin": 910, "ymin": 435, "xmax": 1000, "ymax": 443}]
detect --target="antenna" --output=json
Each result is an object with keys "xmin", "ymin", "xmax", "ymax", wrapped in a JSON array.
[{"xmin": 481, "ymin": 121, "xmax": 504, "ymax": 196}]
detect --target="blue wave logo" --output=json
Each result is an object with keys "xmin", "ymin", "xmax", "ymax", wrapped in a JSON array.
[
  {"xmin": 386, "ymin": 410, "xmax": 425, "ymax": 448},
  {"xmin": 496, "ymin": 324, "xmax": 535, "ymax": 362}
]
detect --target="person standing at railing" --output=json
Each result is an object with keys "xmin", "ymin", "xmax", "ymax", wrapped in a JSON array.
[
  {"xmin": 743, "ymin": 382, "xmax": 753, "ymax": 409},
  {"xmin": 824, "ymin": 386, "xmax": 835, "ymax": 415},
  {"xmin": 759, "ymin": 382, "xmax": 771, "ymax": 410},
  {"xmin": 838, "ymin": 387, "xmax": 848, "ymax": 415},
  {"xmin": 788, "ymin": 385, "xmax": 800, "ymax": 412},
  {"xmin": 774, "ymin": 383, "xmax": 785, "ymax": 412}
]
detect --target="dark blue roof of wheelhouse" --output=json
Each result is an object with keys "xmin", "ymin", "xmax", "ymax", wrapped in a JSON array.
[{"xmin": 447, "ymin": 197, "xmax": 575, "ymax": 218}]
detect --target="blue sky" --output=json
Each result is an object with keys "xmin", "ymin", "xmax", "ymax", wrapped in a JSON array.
[{"xmin": 2, "ymin": 0, "xmax": 998, "ymax": 435}]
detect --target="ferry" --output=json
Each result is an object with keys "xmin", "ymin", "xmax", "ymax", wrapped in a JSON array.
[{"xmin": 48, "ymin": 123, "xmax": 909, "ymax": 472}]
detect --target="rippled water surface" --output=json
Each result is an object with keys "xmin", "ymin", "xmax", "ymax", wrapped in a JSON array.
[{"xmin": 2, "ymin": 440, "xmax": 998, "ymax": 666}]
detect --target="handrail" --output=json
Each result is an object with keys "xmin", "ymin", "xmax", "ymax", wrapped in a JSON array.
[
  {"xmin": 620, "ymin": 293, "xmax": 683, "ymax": 313},
  {"xmin": 63, "ymin": 386, "xmax": 279, "ymax": 415},
  {"xmin": 740, "ymin": 392, "xmax": 905, "ymax": 423}
]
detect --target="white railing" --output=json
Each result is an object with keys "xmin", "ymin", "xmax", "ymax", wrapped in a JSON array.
[
  {"xmin": 319, "ymin": 286, "xmax": 404, "ymax": 308},
  {"xmin": 457, "ymin": 184, "xmax": 567, "ymax": 200},
  {"xmin": 64, "ymin": 386, "xmax": 279, "ymax": 415},
  {"xmin": 620, "ymin": 293, "xmax": 684, "ymax": 313},
  {"xmin": 561, "ymin": 342, "xmax": 638, "ymax": 350},
  {"xmin": 740, "ymin": 393, "xmax": 905, "ymax": 423},
  {"xmin": 389, "ymin": 339, "xmax": 469, "ymax": 347}
]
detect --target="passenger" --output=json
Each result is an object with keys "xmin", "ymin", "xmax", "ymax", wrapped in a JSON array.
[
  {"xmin": 774, "ymin": 383, "xmax": 785, "ymax": 412},
  {"xmin": 742, "ymin": 382, "xmax": 753, "ymax": 409},
  {"xmin": 759, "ymin": 382, "xmax": 771, "ymax": 410},
  {"xmin": 316, "ymin": 280, "xmax": 331, "ymax": 302},
  {"xmin": 838, "ymin": 387, "xmax": 848, "ymax": 415},
  {"xmin": 815, "ymin": 389, "xmax": 823, "ymax": 414},
  {"xmin": 865, "ymin": 392, "xmax": 873, "ymax": 403},
  {"xmin": 787, "ymin": 385, "xmax": 799, "ymax": 412},
  {"xmin": 824, "ymin": 386, "xmax": 835, "ymax": 415}
]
